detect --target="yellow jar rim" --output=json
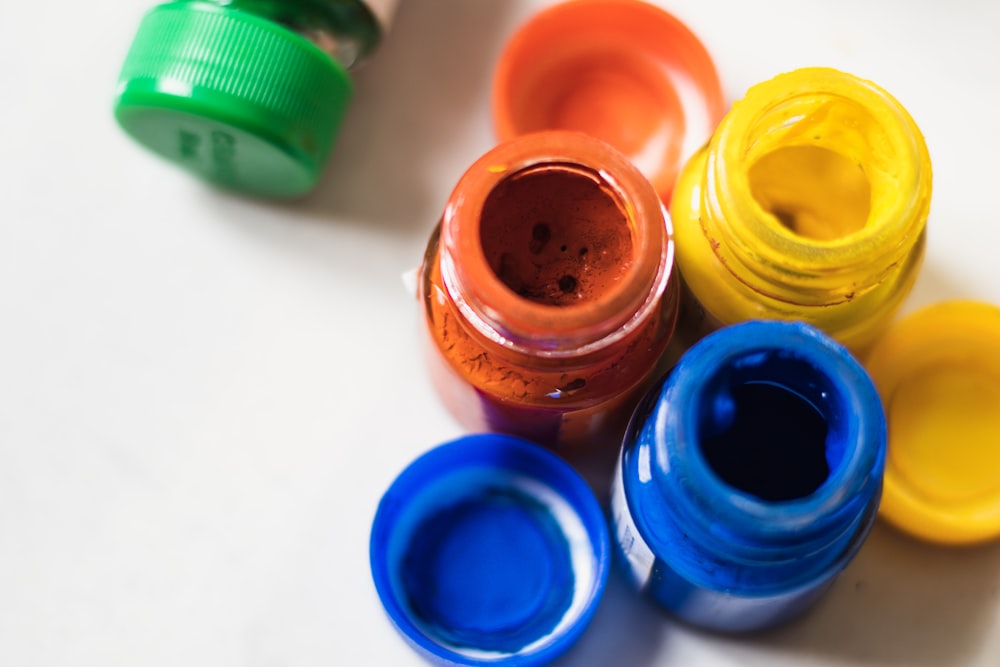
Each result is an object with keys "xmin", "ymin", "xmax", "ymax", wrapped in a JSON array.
[
  {"xmin": 711, "ymin": 67, "xmax": 932, "ymax": 280},
  {"xmin": 866, "ymin": 300, "xmax": 1000, "ymax": 545}
]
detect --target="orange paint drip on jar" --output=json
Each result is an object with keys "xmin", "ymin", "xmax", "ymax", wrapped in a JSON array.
[{"xmin": 419, "ymin": 132, "xmax": 678, "ymax": 453}]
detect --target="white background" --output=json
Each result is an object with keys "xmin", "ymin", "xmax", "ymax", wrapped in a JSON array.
[{"xmin": 2, "ymin": 1, "xmax": 999, "ymax": 665}]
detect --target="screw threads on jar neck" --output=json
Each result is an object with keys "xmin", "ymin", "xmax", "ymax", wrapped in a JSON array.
[
  {"xmin": 439, "ymin": 132, "xmax": 673, "ymax": 359},
  {"xmin": 701, "ymin": 68, "xmax": 931, "ymax": 307}
]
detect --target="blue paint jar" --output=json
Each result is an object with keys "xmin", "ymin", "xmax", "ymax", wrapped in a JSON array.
[
  {"xmin": 610, "ymin": 320, "xmax": 886, "ymax": 632},
  {"xmin": 370, "ymin": 434, "xmax": 609, "ymax": 666}
]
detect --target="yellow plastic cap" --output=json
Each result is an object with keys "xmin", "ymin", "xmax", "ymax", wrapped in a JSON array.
[{"xmin": 866, "ymin": 301, "xmax": 1000, "ymax": 545}]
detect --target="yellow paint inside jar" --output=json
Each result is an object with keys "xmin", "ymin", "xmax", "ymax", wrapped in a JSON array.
[{"xmin": 748, "ymin": 145, "xmax": 871, "ymax": 242}]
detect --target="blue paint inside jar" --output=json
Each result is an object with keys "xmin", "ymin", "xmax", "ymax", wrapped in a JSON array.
[
  {"xmin": 699, "ymin": 372, "xmax": 833, "ymax": 502},
  {"xmin": 400, "ymin": 487, "xmax": 574, "ymax": 652}
]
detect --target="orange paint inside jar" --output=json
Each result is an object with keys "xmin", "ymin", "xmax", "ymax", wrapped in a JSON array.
[{"xmin": 479, "ymin": 164, "xmax": 634, "ymax": 307}]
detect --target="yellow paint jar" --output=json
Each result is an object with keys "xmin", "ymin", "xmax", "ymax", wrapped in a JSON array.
[{"xmin": 670, "ymin": 67, "xmax": 932, "ymax": 354}]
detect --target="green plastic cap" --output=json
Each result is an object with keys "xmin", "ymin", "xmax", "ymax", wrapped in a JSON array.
[{"xmin": 114, "ymin": 2, "xmax": 353, "ymax": 198}]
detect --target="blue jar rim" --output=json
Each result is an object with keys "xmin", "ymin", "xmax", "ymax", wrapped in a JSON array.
[
  {"xmin": 651, "ymin": 321, "xmax": 886, "ymax": 564},
  {"xmin": 369, "ymin": 433, "xmax": 610, "ymax": 667}
]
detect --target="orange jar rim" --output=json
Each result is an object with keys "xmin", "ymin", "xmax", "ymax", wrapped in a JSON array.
[{"xmin": 440, "ymin": 131, "xmax": 673, "ymax": 357}]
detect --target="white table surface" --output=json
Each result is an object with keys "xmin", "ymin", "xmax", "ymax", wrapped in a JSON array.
[{"xmin": 2, "ymin": 1, "xmax": 999, "ymax": 665}]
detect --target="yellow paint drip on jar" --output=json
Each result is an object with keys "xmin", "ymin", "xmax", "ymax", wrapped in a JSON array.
[{"xmin": 670, "ymin": 67, "xmax": 932, "ymax": 353}]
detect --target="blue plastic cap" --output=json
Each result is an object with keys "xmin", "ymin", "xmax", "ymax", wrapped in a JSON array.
[{"xmin": 370, "ymin": 434, "xmax": 610, "ymax": 667}]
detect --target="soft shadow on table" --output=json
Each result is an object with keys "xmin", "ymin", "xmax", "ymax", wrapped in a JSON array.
[
  {"xmin": 710, "ymin": 522, "xmax": 1000, "ymax": 665},
  {"xmin": 554, "ymin": 566, "xmax": 668, "ymax": 667},
  {"xmin": 294, "ymin": 0, "xmax": 523, "ymax": 233},
  {"xmin": 899, "ymin": 258, "xmax": 973, "ymax": 313}
]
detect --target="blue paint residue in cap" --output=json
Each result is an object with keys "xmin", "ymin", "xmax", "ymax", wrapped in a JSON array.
[{"xmin": 370, "ymin": 434, "xmax": 609, "ymax": 666}]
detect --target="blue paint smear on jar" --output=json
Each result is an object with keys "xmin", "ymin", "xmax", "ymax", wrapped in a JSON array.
[{"xmin": 400, "ymin": 486, "xmax": 575, "ymax": 653}]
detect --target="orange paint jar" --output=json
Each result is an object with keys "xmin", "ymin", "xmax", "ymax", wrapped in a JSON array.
[{"xmin": 419, "ymin": 132, "xmax": 679, "ymax": 453}]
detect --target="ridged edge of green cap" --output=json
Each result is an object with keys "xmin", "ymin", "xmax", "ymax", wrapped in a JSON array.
[{"xmin": 114, "ymin": 2, "xmax": 353, "ymax": 197}]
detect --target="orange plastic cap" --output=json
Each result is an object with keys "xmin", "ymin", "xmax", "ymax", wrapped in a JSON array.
[
  {"xmin": 492, "ymin": 0, "xmax": 724, "ymax": 203},
  {"xmin": 866, "ymin": 301, "xmax": 1000, "ymax": 546}
]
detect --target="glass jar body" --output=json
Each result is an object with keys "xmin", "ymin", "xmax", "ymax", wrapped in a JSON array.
[
  {"xmin": 611, "ymin": 321, "xmax": 886, "ymax": 632},
  {"xmin": 419, "ymin": 132, "xmax": 679, "ymax": 453},
  {"xmin": 670, "ymin": 68, "xmax": 931, "ymax": 354}
]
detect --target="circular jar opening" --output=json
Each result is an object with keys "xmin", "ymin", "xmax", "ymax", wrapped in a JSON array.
[
  {"xmin": 479, "ymin": 164, "xmax": 634, "ymax": 307},
  {"xmin": 748, "ymin": 145, "xmax": 871, "ymax": 241},
  {"xmin": 696, "ymin": 352, "xmax": 846, "ymax": 502},
  {"xmin": 739, "ymin": 92, "xmax": 898, "ymax": 243}
]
